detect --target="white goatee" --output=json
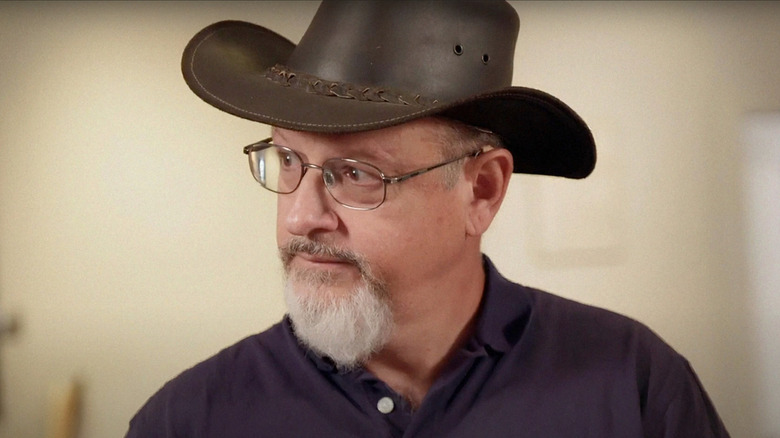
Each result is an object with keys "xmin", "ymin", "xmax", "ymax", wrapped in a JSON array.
[{"xmin": 280, "ymin": 237, "xmax": 394, "ymax": 371}]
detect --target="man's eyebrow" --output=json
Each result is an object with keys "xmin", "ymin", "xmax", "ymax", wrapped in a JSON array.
[
  {"xmin": 269, "ymin": 128, "xmax": 284, "ymax": 143},
  {"xmin": 343, "ymin": 143, "xmax": 408, "ymax": 173},
  {"xmin": 267, "ymin": 130, "xmax": 412, "ymax": 173}
]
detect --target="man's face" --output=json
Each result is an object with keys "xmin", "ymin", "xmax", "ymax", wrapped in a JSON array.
[{"xmin": 273, "ymin": 118, "xmax": 474, "ymax": 367}]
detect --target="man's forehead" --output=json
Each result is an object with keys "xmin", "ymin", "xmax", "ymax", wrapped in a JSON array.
[{"xmin": 271, "ymin": 119, "xmax": 445, "ymax": 164}]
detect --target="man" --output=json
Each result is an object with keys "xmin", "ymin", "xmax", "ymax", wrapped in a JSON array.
[{"xmin": 127, "ymin": 2, "xmax": 730, "ymax": 436}]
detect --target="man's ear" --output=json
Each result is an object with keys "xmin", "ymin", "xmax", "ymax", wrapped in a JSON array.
[{"xmin": 464, "ymin": 148, "xmax": 513, "ymax": 237}]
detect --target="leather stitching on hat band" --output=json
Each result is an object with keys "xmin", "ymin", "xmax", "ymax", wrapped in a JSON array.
[
  {"xmin": 187, "ymin": 28, "xmax": 565, "ymax": 130},
  {"xmin": 265, "ymin": 64, "xmax": 440, "ymax": 107},
  {"xmin": 186, "ymin": 28, "xmax": 441, "ymax": 128}
]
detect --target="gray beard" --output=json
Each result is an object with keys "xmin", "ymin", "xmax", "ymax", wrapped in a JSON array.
[{"xmin": 280, "ymin": 237, "xmax": 394, "ymax": 371}]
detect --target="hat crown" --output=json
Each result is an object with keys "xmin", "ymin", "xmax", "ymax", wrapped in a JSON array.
[
  {"xmin": 182, "ymin": 2, "xmax": 596, "ymax": 179},
  {"xmin": 286, "ymin": 1, "xmax": 520, "ymax": 102}
]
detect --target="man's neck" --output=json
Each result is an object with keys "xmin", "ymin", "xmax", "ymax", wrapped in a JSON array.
[{"xmin": 364, "ymin": 254, "xmax": 485, "ymax": 408}]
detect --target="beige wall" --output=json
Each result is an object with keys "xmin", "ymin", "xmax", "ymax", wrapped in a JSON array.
[{"xmin": 0, "ymin": 2, "xmax": 777, "ymax": 437}]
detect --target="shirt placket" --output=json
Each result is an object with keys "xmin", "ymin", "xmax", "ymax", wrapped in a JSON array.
[{"xmin": 357, "ymin": 373, "xmax": 414, "ymax": 438}]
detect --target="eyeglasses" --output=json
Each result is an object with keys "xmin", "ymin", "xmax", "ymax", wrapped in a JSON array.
[{"xmin": 243, "ymin": 138, "xmax": 482, "ymax": 210}]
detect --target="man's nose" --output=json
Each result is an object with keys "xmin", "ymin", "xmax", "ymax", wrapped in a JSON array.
[{"xmin": 281, "ymin": 169, "xmax": 339, "ymax": 236}]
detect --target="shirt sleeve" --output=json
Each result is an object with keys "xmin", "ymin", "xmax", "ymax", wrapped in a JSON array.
[
  {"xmin": 640, "ymin": 351, "xmax": 731, "ymax": 437},
  {"xmin": 124, "ymin": 386, "xmax": 181, "ymax": 438}
]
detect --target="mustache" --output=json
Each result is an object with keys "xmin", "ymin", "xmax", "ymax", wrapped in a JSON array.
[{"xmin": 279, "ymin": 237, "xmax": 366, "ymax": 271}]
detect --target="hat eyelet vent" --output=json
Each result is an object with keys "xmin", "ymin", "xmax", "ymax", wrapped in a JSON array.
[
  {"xmin": 482, "ymin": 54, "xmax": 490, "ymax": 64},
  {"xmin": 453, "ymin": 44, "xmax": 464, "ymax": 56}
]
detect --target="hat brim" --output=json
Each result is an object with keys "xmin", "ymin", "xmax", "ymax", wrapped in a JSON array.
[{"xmin": 182, "ymin": 20, "xmax": 596, "ymax": 178}]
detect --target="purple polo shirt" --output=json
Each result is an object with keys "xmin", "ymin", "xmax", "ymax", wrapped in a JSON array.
[{"xmin": 126, "ymin": 257, "xmax": 730, "ymax": 437}]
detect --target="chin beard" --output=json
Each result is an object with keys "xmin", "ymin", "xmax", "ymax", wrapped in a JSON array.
[{"xmin": 281, "ymin": 238, "xmax": 394, "ymax": 371}]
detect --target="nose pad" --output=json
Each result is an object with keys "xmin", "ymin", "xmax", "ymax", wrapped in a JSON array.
[{"xmin": 322, "ymin": 169, "xmax": 336, "ymax": 188}]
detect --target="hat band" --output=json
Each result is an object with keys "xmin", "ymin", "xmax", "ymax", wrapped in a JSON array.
[{"xmin": 265, "ymin": 64, "xmax": 439, "ymax": 107}]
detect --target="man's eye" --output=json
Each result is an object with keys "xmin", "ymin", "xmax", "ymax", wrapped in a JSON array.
[
  {"xmin": 345, "ymin": 166, "xmax": 366, "ymax": 181},
  {"xmin": 279, "ymin": 152, "xmax": 295, "ymax": 167},
  {"xmin": 339, "ymin": 165, "xmax": 383, "ymax": 188}
]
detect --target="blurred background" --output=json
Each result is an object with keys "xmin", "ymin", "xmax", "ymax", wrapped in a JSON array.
[{"xmin": 1, "ymin": 2, "xmax": 778, "ymax": 437}]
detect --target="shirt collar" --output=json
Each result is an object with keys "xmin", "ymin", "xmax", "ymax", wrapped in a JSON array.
[
  {"xmin": 471, "ymin": 254, "xmax": 532, "ymax": 354},
  {"xmin": 293, "ymin": 254, "xmax": 532, "ymax": 372}
]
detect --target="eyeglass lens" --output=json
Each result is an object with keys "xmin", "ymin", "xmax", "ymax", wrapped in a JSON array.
[{"xmin": 248, "ymin": 144, "xmax": 387, "ymax": 209}]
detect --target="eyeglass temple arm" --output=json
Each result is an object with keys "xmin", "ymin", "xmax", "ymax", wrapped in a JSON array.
[
  {"xmin": 384, "ymin": 149, "xmax": 483, "ymax": 184},
  {"xmin": 243, "ymin": 137, "xmax": 274, "ymax": 154}
]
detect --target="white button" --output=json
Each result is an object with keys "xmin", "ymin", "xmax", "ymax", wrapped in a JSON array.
[{"xmin": 376, "ymin": 396, "xmax": 395, "ymax": 414}]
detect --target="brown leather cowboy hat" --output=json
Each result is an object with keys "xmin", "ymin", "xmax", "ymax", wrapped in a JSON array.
[{"xmin": 182, "ymin": 1, "xmax": 596, "ymax": 178}]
